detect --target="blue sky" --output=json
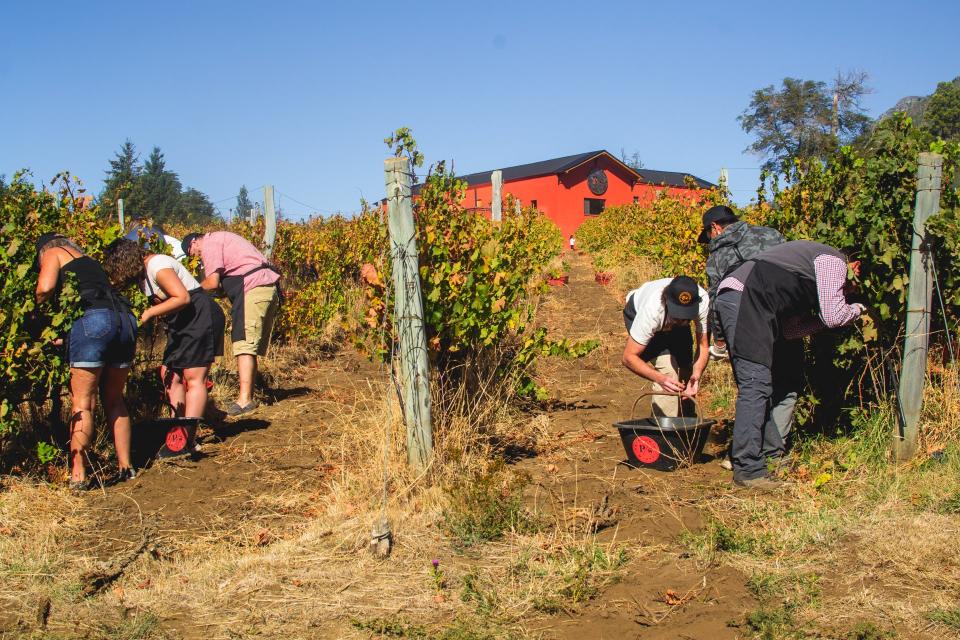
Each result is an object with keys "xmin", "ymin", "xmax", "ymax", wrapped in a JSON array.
[{"xmin": 2, "ymin": 0, "xmax": 958, "ymax": 219}]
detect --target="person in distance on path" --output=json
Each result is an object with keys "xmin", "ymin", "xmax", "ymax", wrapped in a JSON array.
[
  {"xmin": 621, "ymin": 276, "xmax": 710, "ymax": 417},
  {"xmin": 713, "ymin": 240, "xmax": 864, "ymax": 491},
  {"xmin": 182, "ymin": 231, "xmax": 281, "ymax": 417}
]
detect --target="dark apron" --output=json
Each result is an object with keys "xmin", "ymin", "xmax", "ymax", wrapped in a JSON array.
[
  {"xmin": 624, "ymin": 293, "xmax": 694, "ymax": 369},
  {"xmin": 221, "ymin": 263, "xmax": 282, "ymax": 343},
  {"xmin": 734, "ymin": 260, "xmax": 819, "ymax": 368}
]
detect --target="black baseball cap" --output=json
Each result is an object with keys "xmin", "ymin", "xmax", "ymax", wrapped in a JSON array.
[
  {"xmin": 181, "ymin": 233, "xmax": 202, "ymax": 257},
  {"xmin": 664, "ymin": 276, "xmax": 701, "ymax": 320},
  {"xmin": 698, "ymin": 205, "xmax": 739, "ymax": 244}
]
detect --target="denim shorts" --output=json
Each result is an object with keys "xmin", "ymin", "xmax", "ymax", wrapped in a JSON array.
[{"xmin": 68, "ymin": 308, "xmax": 137, "ymax": 368}]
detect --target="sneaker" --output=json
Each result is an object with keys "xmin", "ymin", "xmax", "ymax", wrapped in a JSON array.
[
  {"xmin": 111, "ymin": 467, "xmax": 137, "ymax": 485},
  {"xmin": 718, "ymin": 458, "xmax": 733, "ymax": 471},
  {"xmin": 733, "ymin": 475, "xmax": 783, "ymax": 491},
  {"xmin": 225, "ymin": 400, "xmax": 259, "ymax": 417}
]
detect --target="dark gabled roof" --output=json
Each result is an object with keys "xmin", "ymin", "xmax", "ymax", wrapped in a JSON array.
[
  {"xmin": 455, "ymin": 150, "xmax": 615, "ymax": 187},
  {"xmin": 636, "ymin": 168, "xmax": 715, "ymax": 189},
  {"xmin": 425, "ymin": 150, "xmax": 714, "ymax": 189}
]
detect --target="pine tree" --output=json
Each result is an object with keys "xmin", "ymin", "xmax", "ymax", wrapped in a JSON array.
[
  {"xmin": 138, "ymin": 146, "xmax": 183, "ymax": 223},
  {"xmin": 178, "ymin": 187, "xmax": 218, "ymax": 224},
  {"xmin": 235, "ymin": 185, "xmax": 254, "ymax": 221},
  {"xmin": 100, "ymin": 139, "xmax": 142, "ymax": 216}
]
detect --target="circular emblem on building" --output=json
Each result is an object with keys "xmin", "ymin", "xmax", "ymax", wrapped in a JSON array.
[
  {"xmin": 678, "ymin": 291, "xmax": 693, "ymax": 305},
  {"xmin": 587, "ymin": 169, "xmax": 608, "ymax": 195}
]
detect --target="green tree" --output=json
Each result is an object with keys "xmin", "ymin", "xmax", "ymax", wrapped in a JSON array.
[
  {"xmin": 739, "ymin": 75, "xmax": 871, "ymax": 171},
  {"xmin": 923, "ymin": 77, "xmax": 960, "ymax": 141},
  {"xmin": 235, "ymin": 185, "xmax": 253, "ymax": 221},
  {"xmin": 137, "ymin": 146, "xmax": 182, "ymax": 223},
  {"xmin": 178, "ymin": 187, "xmax": 218, "ymax": 224},
  {"xmin": 100, "ymin": 139, "xmax": 143, "ymax": 216}
]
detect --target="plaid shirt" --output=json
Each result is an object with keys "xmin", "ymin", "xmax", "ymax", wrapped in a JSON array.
[{"xmin": 718, "ymin": 254, "xmax": 863, "ymax": 339}]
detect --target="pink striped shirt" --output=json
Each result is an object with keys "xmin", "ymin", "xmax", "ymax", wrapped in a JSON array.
[{"xmin": 718, "ymin": 254, "xmax": 863, "ymax": 340}]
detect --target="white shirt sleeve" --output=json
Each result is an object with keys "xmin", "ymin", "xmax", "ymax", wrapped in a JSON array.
[{"xmin": 628, "ymin": 280, "xmax": 668, "ymax": 345}]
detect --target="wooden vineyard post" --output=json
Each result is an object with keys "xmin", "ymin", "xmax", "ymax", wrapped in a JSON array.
[
  {"xmin": 384, "ymin": 157, "xmax": 433, "ymax": 471},
  {"xmin": 491, "ymin": 170, "xmax": 502, "ymax": 223},
  {"xmin": 894, "ymin": 152, "xmax": 943, "ymax": 461},
  {"xmin": 263, "ymin": 184, "xmax": 276, "ymax": 259}
]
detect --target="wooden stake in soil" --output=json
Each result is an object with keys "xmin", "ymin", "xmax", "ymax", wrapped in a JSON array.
[
  {"xmin": 263, "ymin": 184, "xmax": 277, "ymax": 259},
  {"xmin": 895, "ymin": 152, "xmax": 943, "ymax": 461},
  {"xmin": 384, "ymin": 157, "xmax": 433, "ymax": 471},
  {"xmin": 491, "ymin": 169, "xmax": 503, "ymax": 223}
]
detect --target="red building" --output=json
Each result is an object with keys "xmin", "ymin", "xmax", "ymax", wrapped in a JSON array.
[{"xmin": 450, "ymin": 150, "xmax": 714, "ymax": 240}]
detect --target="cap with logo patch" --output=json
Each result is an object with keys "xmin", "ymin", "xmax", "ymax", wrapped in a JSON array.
[{"xmin": 664, "ymin": 276, "xmax": 700, "ymax": 320}]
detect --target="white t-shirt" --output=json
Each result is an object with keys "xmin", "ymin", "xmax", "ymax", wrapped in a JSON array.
[
  {"xmin": 625, "ymin": 278, "xmax": 709, "ymax": 345},
  {"xmin": 142, "ymin": 254, "xmax": 200, "ymax": 301}
]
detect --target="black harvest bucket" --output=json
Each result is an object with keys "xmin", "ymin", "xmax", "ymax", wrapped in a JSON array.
[
  {"xmin": 614, "ymin": 392, "xmax": 715, "ymax": 471},
  {"xmin": 132, "ymin": 417, "xmax": 201, "ymax": 466}
]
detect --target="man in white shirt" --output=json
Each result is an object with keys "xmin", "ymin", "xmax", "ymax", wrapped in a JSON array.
[{"xmin": 621, "ymin": 276, "xmax": 710, "ymax": 416}]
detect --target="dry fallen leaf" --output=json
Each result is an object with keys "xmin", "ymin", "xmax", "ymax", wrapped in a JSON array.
[
  {"xmin": 255, "ymin": 529, "xmax": 273, "ymax": 546},
  {"xmin": 136, "ymin": 578, "xmax": 151, "ymax": 589}
]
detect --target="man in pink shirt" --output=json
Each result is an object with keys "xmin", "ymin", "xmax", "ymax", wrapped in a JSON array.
[{"xmin": 182, "ymin": 231, "xmax": 281, "ymax": 416}]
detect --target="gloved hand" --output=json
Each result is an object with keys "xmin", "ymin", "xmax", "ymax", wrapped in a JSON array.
[{"xmin": 709, "ymin": 343, "xmax": 729, "ymax": 361}]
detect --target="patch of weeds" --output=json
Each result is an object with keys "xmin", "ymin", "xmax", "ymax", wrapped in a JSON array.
[
  {"xmin": 434, "ymin": 621, "xmax": 501, "ymax": 640},
  {"xmin": 927, "ymin": 607, "xmax": 960, "ymax": 631},
  {"xmin": 460, "ymin": 569, "xmax": 499, "ymax": 615},
  {"xmin": 936, "ymin": 491, "xmax": 960, "ymax": 514},
  {"xmin": 95, "ymin": 613, "xmax": 164, "ymax": 640},
  {"xmin": 442, "ymin": 463, "xmax": 538, "ymax": 548},
  {"xmin": 747, "ymin": 572, "xmax": 785, "ymax": 600},
  {"xmin": 351, "ymin": 617, "xmax": 427, "ymax": 638},
  {"xmin": 680, "ymin": 518, "xmax": 772, "ymax": 565},
  {"xmin": 532, "ymin": 544, "xmax": 629, "ymax": 613},
  {"xmin": 844, "ymin": 621, "xmax": 895, "ymax": 639},
  {"xmin": 745, "ymin": 603, "xmax": 800, "ymax": 639},
  {"xmin": 845, "ymin": 406, "xmax": 894, "ymax": 469}
]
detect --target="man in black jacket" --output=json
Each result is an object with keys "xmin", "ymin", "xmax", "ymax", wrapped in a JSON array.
[{"xmin": 714, "ymin": 240, "xmax": 864, "ymax": 490}]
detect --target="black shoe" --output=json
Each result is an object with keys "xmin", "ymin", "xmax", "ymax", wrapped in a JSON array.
[
  {"xmin": 111, "ymin": 467, "xmax": 137, "ymax": 485},
  {"xmin": 68, "ymin": 478, "xmax": 93, "ymax": 493}
]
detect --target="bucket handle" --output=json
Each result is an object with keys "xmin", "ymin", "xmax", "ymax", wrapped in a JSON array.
[{"xmin": 629, "ymin": 391, "xmax": 702, "ymax": 422}]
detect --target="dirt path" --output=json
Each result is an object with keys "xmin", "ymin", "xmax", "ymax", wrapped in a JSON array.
[
  {"xmin": 521, "ymin": 252, "xmax": 756, "ymax": 638},
  {"xmin": 59, "ymin": 252, "xmax": 758, "ymax": 639}
]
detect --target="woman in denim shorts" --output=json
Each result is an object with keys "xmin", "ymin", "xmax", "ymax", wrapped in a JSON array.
[{"xmin": 35, "ymin": 234, "xmax": 138, "ymax": 490}]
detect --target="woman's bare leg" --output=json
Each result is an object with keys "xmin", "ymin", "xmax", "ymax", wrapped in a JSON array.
[
  {"xmin": 182, "ymin": 366, "xmax": 210, "ymax": 418},
  {"xmin": 101, "ymin": 367, "xmax": 132, "ymax": 470},
  {"xmin": 162, "ymin": 365, "xmax": 186, "ymax": 416},
  {"xmin": 69, "ymin": 367, "xmax": 100, "ymax": 483}
]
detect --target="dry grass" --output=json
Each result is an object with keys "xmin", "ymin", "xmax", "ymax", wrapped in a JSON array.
[{"xmin": 678, "ymin": 366, "xmax": 960, "ymax": 638}]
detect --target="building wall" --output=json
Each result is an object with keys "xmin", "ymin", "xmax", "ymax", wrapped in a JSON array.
[{"xmin": 460, "ymin": 155, "xmax": 704, "ymax": 240}]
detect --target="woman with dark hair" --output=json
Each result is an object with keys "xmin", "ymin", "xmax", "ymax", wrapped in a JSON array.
[
  {"xmin": 103, "ymin": 239, "xmax": 224, "ymax": 424},
  {"xmin": 35, "ymin": 234, "xmax": 137, "ymax": 489}
]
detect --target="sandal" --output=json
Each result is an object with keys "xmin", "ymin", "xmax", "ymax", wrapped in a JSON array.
[{"xmin": 225, "ymin": 400, "xmax": 259, "ymax": 417}]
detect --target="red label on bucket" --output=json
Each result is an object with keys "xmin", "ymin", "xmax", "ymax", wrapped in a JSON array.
[
  {"xmin": 165, "ymin": 426, "xmax": 188, "ymax": 453},
  {"xmin": 632, "ymin": 436, "xmax": 660, "ymax": 464}
]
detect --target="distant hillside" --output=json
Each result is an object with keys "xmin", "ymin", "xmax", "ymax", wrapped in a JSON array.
[{"xmin": 881, "ymin": 76, "xmax": 960, "ymax": 123}]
